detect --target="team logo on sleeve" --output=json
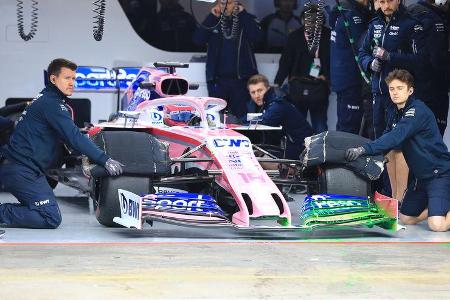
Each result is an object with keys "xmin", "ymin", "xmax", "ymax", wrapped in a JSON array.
[
  {"xmin": 60, "ymin": 104, "xmax": 68, "ymax": 112},
  {"xmin": 33, "ymin": 93, "xmax": 43, "ymax": 102},
  {"xmin": 405, "ymin": 108, "xmax": 415, "ymax": 117},
  {"xmin": 353, "ymin": 16, "xmax": 362, "ymax": 24},
  {"xmin": 435, "ymin": 23, "xmax": 444, "ymax": 32}
]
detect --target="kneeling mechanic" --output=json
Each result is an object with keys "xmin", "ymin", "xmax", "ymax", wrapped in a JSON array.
[
  {"xmin": 0, "ymin": 58, "xmax": 123, "ymax": 229},
  {"xmin": 346, "ymin": 69, "xmax": 450, "ymax": 232}
]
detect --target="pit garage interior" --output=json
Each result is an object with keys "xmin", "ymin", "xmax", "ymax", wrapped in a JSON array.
[{"xmin": 0, "ymin": 0, "xmax": 449, "ymax": 299}]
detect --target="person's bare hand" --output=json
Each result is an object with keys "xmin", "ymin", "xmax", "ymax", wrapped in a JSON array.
[
  {"xmin": 212, "ymin": 1, "xmax": 244, "ymax": 17},
  {"xmin": 211, "ymin": 4, "xmax": 221, "ymax": 17}
]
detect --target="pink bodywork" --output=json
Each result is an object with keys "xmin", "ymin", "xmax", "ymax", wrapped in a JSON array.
[{"xmin": 101, "ymin": 97, "xmax": 291, "ymax": 226}]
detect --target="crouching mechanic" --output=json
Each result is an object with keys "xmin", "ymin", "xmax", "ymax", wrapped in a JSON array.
[
  {"xmin": 246, "ymin": 74, "xmax": 313, "ymax": 159},
  {"xmin": 346, "ymin": 69, "xmax": 450, "ymax": 232},
  {"xmin": 0, "ymin": 58, "xmax": 123, "ymax": 229}
]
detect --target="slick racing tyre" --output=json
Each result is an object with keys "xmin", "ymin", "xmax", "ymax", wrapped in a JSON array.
[
  {"xmin": 319, "ymin": 165, "xmax": 372, "ymax": 198},
  {"xmin": 91, "ymin": 130, "xmax": 170, "ymax": 227},
  {"xmin": 95, "ymin": 176, "xmax": 152, "ymax": 227}
]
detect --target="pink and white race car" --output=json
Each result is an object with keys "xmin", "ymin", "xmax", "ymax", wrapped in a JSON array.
[
  {"xmin": 44, "ymin": 63, "xmax": 397, "ymax": 232},
  {"xmin": 81, "ymin": 95, "xmax": 396, "ymax": 232},
  {"xmin": 87, "ymin": 96, "xmax": 293, "ymax": 228}
]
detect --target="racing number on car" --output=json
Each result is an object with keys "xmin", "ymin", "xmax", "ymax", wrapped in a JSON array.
[{"xmin": 237, "ymin": 172, "xmax": 266, "ymax": 183}]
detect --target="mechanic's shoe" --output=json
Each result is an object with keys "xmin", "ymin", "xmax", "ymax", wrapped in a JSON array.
[{"xmin": 0, "ymin": 229, "xmax": 5, "ymax": 238}]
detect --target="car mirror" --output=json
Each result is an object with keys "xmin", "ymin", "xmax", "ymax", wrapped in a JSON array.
[
  {"xmin": 189, "ymin": 83, "xmax": 199, "ymax": 90},
  {"xmin": 247, "ymin": 113, "xmax": 263, "ymax": 122},
  {"xmin": 139, "ymin": 82, "xmax": 155, "ymax": 90}
]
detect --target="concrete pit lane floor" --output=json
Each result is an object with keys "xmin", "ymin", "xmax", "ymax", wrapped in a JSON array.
[{"xmin": 0, "ymin": 185, "xmax": 449, "ymax": 299}]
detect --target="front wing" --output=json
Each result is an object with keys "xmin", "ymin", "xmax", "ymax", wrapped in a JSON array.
[{"xmin": 113, "ymin": 190, "xmax": 401, "ymax": 233}]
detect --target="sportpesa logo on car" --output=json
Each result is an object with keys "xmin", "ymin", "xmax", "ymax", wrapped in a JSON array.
[
  {"xmin": 302, "ymin": 194, "xmax": 370, "ymax": 211},
  {"xmin": 145, "ymin": 198, "xmax": 206, "ymax": 212},
  {"xmin": 141, "ymin": 193, "xmax": 226, "ymax": 215},
  {"xmin": 75, "ymin": 67, "xmax": 140, "ymax": 91}
]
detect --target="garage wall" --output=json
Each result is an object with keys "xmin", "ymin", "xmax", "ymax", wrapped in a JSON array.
[
  {"xmin": 0, "ymin": 0, "xmax": 195, "ymax": 122},
  {"xmin": 0, "ymin": 0, "xmax": 448, "ymax": 145}
]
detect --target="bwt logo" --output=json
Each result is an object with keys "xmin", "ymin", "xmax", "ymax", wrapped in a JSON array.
[
  {"xmin": 213, "ymin": 138, "xmax": 250, "ymax": 148},
  {"xmin": 34, "ymin": 199, "xmax": 50, "ymax": 207},
  {"xmin": 120, "ymin": 193, "xmax": 140, "ymax": 219}
]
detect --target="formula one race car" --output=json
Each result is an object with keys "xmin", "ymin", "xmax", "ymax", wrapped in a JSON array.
[
  {"xmin": 0, "ymin": 62, "xmax": 398, "ymax": 233},
  {"xmin": 82, "ymin": 95, "xmax": 397, "ymax": 232}
]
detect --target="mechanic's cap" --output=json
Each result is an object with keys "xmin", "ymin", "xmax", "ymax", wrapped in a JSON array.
[{"xmin": 163, "ymin": 105, "xmax": 195, "ymax": 126}]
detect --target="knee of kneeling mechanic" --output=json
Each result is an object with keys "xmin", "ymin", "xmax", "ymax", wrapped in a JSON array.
[
  {"xmin": 48, "ymin": 213, "xmax": 62, "ymax": 229},
  {"xmin": 42, "ymin": 207, "xmax": 62, "ymax": 229},
  {"xmin": 399, "ymin": 214, "xmax": 420, "ymax": 225},
  {"xmin": 427, "ymin": 218, "xmax": 448, "ymax": 232}
]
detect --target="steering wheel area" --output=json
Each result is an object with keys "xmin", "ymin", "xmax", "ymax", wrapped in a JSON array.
[{"xmin": 187, "ymin": 115, "xmax": 202, "ymax": 126}]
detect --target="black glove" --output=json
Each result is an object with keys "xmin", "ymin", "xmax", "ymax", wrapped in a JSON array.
[
  {"xmin": 104, "ymin": 158, "xmax": 124, "ymax": 176},
  {"xmin": 345, "ymin": 147, "xmax": 366, "ymax": 161},
  {"xmin": 370, "ymin": 59, "xmax": 382, "ymax": 73},
  {"xmin": 372, "ymin": 46, "xmax": 390, "ymax": 61}
]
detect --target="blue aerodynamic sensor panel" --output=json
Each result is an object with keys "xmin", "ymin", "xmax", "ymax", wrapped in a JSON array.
[{"xmin": 142, "ymin": 193, "xmax": 227, "ymax": 216}]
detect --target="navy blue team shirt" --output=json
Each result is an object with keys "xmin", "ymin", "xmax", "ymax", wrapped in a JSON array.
[
  {"xmin": 362, "ymin": 97, "xmax": 450, "ymax": 179},
  {"xmin": 358, "ymin": 5, "xmax": 425, "ymax": 95},
  {"xmin": 1, "ymin": 83, "xmax": 109, "ymax": 174},
  {"xmin": 330, "ymin": 0, "xmax": 371, "ymax": 92}
]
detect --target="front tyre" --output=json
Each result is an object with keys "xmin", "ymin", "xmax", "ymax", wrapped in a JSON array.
[
  {"xmin": 319, "ymin": 166, "xmax": 372, "ymax": 198},
  {"xmin": 95, "ymin": 176, "xmax": 153, "ymax": 227}
]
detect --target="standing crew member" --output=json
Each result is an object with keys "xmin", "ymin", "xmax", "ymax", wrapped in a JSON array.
[
  {"xmin": 153, "ymin": 0, "xmax": 199, "ymax": 52},
  {"xmin": 274, "ymin": 4, "xmax": 331, "ymax": 134},
  {"xmin": 193, "ymin": 0, "xmax": 263, "ymax": 119},
  {"xmin": 260, "ymin": 0, "xmax": 301, "ymax": 52},
  {"xmin": 358, "ymin": 0, "xmax": 425, "ymax": 200},
  {"xmin": 330, "ymin": 0, "xmax": 371, "ymax": 134},
  {"xmin": 346, "ymin": 69, "xmax": 450, "ymax": 232},
  {"xmin": 408, "ymin": 0, "xmax": 449, "ymax": 136},
  {"xmin": 0, "ymin": 58, "xmax": 123, "ymax": 229},
  {"xmin": 359, "ymin": 0, "xmax": 425, "ymax": 138}
]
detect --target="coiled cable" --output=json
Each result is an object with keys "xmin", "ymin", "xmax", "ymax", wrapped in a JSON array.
[
  {"xmin": 93, "ymin": 0, "xmax": 106, "ymax": 41},
  {"xmin": 16, "ymin": 0, "xmax": 39, "ymax": 41},
  {"xmin": 190, "ymin": 0, "xmax": 226, "ymax": 31},
  {"xmin": 303, "ymin": 1, "xmax": 324, "ymax": 54},
  {"xmin": 220, "ymin": 0, "xmax": 239, "ymax": 40},
  {"xmin": 189, "ymin": 0, "xmax": 239, "ymax": 39}
]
